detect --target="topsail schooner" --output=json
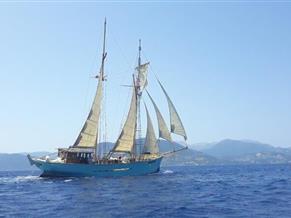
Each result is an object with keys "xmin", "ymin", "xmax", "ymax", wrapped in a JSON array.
[{"xmin": 27, "ymin": 20, "xmax": 188, "ymax": 177}]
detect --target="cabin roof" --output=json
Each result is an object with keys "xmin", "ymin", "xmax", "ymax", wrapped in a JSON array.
[{"xmin": 58, "ymin": 147, "xmax": 95, "ymax": 153}]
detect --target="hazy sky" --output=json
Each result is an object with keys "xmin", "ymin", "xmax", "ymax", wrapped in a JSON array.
[{"xmin": 0, "ymin": 2, "xmax": 291, "ymax": 153}]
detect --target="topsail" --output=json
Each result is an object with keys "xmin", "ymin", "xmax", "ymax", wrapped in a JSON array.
[
  {"xmin": 136, "ymin": 62, "xmax": 149, "ymax": 93},
  {"xmin": 112, "ymin": 85, "xmax": 137, "ymax": 153},
  {"xmin": 73, "ymin": 76, "xmax": 103, "ymax": 147},
  {"xmin": 157, "ymin": 80, "xmax": 187, "ymax": 140}
]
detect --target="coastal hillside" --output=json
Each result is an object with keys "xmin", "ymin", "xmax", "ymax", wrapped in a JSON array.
[
  {"xmin": 192, "ymin": 139, "xmax": 291, "ymax": 164},
  {"xmin": 201, "ymin": 139, "xmax": 275, "ymax": 158}
]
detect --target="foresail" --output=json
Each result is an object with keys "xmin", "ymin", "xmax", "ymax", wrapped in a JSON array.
[
  {"xmin": 143, "ymin": 104, "xmax": 158, "ymax": 154},
  {"xmin": 157, "ymin": 80, "xmax": 187, "ymax": 140},
  {"xmin": 136, "ymin": 62, "xmax": 149, "ymax": 93},
  {"xmin": 146, "ymin": 91, "xmax": 172, "ymax": 142},
  {"xmin": 112, "ymin": 86, "xmax": 137, "ymax": 153},
  {"xmin": 74, "ymin": 77, "xmax": 103, "ymax": 147}
]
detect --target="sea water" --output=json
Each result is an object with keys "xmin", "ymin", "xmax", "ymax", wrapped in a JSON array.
[{"xmin": 1, "ymin": 164, "xmax": 291, "ymax": 217}]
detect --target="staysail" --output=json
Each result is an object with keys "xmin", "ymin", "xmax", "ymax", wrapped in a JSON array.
[
  {"xmin": 73, "ymin": 76, "xmax": 103, "ymax": 147},
  {"xmin": 146, "ymin": 91, "xmax": 172, "ymax": 142},
  {"xmin": 143, "ymin": 104, "xmax": 158, "ymax": 154},
  {"xmin": 157, "ymin": 80, "xmax": 187, "ymax": 140},
  {"xmin": 112, "ymin": 85, "xmax": 137, "ymax": 153}
]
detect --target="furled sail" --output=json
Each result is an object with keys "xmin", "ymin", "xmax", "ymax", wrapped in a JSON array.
[
  {"xmin": 157, "ymin": 80, "xmax": 187, "ymax": 140},
  {"xmin": 143, "ymin": 104, "xmax": 158, "ymax": 154},
  {"xmin": 136, "ymin": 62, "xmax": 149, "ymax": 93},
  {"xmin": 73, "ymin": 76, "xmax": 103, "ymax": 147},
  {"xmin": 112, "ymin": 86, "xmax": 137, "ymax": 152},
  {"xmin": 146, "ymin": 91, "xmax": 172, "ymax": 142}
]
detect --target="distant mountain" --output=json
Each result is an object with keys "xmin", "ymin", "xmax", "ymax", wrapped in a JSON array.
[
  {"xmin": 196, "ymin": 139, "xmax": 291, "ymax": 164},
  {"xmin": 190, "ymin": 142, "xmax": 217, "ymax": 151},
  {"xmin": 201, "ymin": 139, "xmax": 275, "ymax": 158}
]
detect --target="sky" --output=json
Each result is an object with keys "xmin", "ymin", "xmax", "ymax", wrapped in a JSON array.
[{"xmin": 0, "ymin": 1, "xmax": 291, "ymax": 153}]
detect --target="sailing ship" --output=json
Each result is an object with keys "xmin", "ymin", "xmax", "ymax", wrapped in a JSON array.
[{"xmin": 27, "ymin": 20, "xmax": 188, "ymax": 177}]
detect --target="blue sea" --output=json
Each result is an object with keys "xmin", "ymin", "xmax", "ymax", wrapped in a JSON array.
[{"xmin": 1, "ymin": 164, "xmax": 291, "ymax": 217}]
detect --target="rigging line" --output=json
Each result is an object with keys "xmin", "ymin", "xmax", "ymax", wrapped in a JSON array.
[
  {"xmin": 116, "ymin": 53, "xmax": 139, "ymax": 137},
  {"xmin": 103, "ymin": 74, "xmax": 108, "ymax": 156},
  {"xmin": 109, "ymin": 27, "xmax": 137, "ymax": 86},
  {"xmin": 107, "ymin": 48, "xmax": 138, "ymax": 142},
  {"xmin": 140, "ymin": 49, "xmax": 160, "ymax": 81},
  {"xmin": 83, "ymin": 22, "xmax": 103, "ymax": 110},
  {"xmin": 109, "ymin": 27, "xmax": 132, "ymax": 72}
]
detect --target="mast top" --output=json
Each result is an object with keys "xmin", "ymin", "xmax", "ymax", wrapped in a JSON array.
[
  {"xmin": 138, "ymin": 39, "xmax": 141, "ymax": 67},
  {"xmin": 97, "ymin": 18, "xmax": 107, "ymax": 81},
  {"xmin": 102, "ymin": 18, "xmax": 107, "ymax": 59}
]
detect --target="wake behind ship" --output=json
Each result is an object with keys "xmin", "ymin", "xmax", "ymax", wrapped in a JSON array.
[{"xmin": 28, "ymin": 20, "xmax": 188, "ymax": 177}]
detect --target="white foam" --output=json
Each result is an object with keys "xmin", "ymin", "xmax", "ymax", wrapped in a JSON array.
[
  {"xmin": 0, "ymin": 175, "xmax": 41, "ymax": 184},
  {"xmin": 64, "ymin": 179, "xmax": 72, "ymax": 183},
  {"xmin": 163, "ymin": 170, "xmax": 174, "ymax": 174},
  {"xmin": 15, "ymin": 176, "xmax": 41, "ymax": 182}
]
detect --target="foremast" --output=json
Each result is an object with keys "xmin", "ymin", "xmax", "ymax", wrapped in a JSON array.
[{"xmin": 96, "ymin": 18, "xmax": 107, "ymax": 160}]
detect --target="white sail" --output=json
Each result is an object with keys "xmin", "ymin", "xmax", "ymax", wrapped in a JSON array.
[
  {"xmin": 112, "ymin": 86, "xmax": 137, "ymax": 153},
  {"xmin": 146, "ymin": 91, "xmax": 172, "ymax": 142},
  {"xmin": 158, "ymin": 80, "xmax": 187, "ymax": 140},
  {"xmin": 73, "ymin": 76, "xmax": 103, "ymax": 147},
  {"xmin": 136, "ymin": 62, "xmax": 149, "ymax": 93},
  {"xmin": 143, "ymin": 104, "xmax": 158, "ymax": 154}
]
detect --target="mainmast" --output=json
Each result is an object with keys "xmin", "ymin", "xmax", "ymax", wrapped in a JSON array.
[
  {"xmin": 136, "ymin": 39, "xmax": 142, "ymax": 158},
  {"xmin": 109, "ymin": 40, "xmax": 144, "ymax": 158}
]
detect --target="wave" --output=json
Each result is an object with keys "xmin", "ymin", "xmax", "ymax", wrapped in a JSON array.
[
  {"xmin": 162, "ymin": 170, "xmax": 174, "ymax": 174},
  {"xmin": 0, "ymin": 175, "xmax": 41, "ymax": 184}
]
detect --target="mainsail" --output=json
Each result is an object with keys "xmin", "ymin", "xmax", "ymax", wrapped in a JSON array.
[
  {"xmin": 73, "ymin": 76, "xmax": 103, "ymax": 147},
  {"xmin": 143, "ymin": 104, "xmax": 158, "ymax": 154},
  {"xmin": 157, "ymin": 80, "xmax": 187, "ymax": 140},
  {"xmin": 146, "ymin": 91, "xmax": 172, "ymax": 142},
  {"xmin": 73, "ymin": 19, "xmax": 107, "ymax": 148},
  {"xmin": 112, "ymin": 85, "xmax": 137, "ymax": 153}
]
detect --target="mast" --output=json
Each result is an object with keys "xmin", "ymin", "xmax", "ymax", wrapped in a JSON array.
[
  {"xmin": 136, "ymin": 39, "xmax": 142, "ymax": 158},
  {"xmin": 94, "ymin": 18, "xmax": 107, "ymax": 161},
  {"xmin": 100, "ymin": 18, "xmax": 107, "ymax": 81},
  {"xmin": 108, "ymin": 40, "xmax": 147, "ymax": 159},
  {"xmin": 73, "ymin": 19, "xmax": 106, "ymax": 156}
]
